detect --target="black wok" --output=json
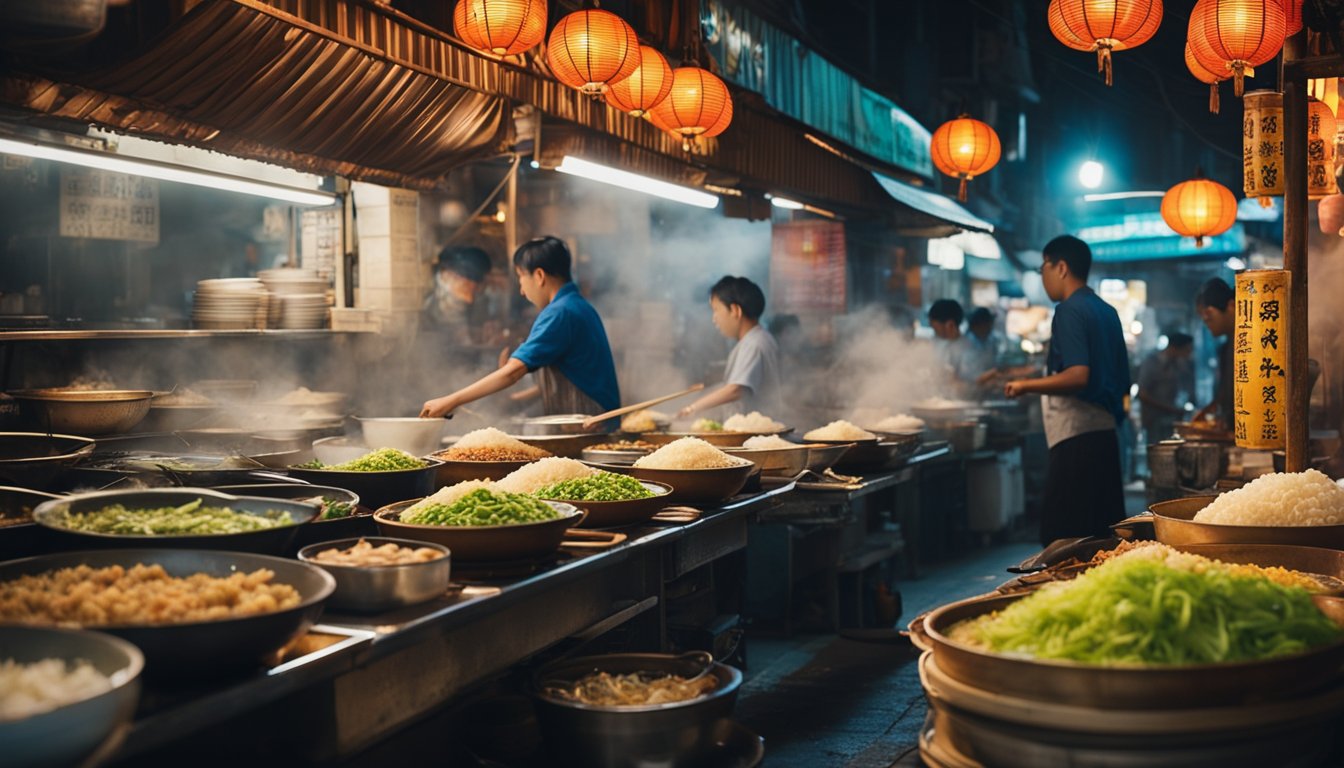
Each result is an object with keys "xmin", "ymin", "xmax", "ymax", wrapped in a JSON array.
[{"xmin": 0, "ymin": 432, "xmax": 95, "ymax": 490}]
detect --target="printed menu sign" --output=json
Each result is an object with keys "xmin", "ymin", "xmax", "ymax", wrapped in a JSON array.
[
  {"xmin": 1233, "ymin": 269, "xmax": 1288, "ymax": 450},
  {"xmin": 59, "ymin": 168, "xmax": 159, "ymax": 243}
]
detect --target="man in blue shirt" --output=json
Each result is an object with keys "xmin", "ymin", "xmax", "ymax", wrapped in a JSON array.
[
  {"xmin": 420, "ymin": 237, "xmax": 620, "ymax": 420},
  {"xmin": 1005, "ymin": 235, "xmax": 1130, "ymax": 545}
]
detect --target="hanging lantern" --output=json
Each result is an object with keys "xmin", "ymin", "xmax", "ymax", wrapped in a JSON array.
[
  {"xmin": 930, "ymin": 115, "xmax": 1001, "ymax": 202},
  {"xmin": 1283, "ymin": 0, "xmax": 1304, "ymax": 35},
  {"xmin": 453, "ymin": 0, "xmax": 548, "ymax": 56},
  {"xmin": 1308, "ymin": 96, "xmax": 1339, "ymax": 198},
  {"xmin": 1186, "ymin": 43, "xmax": 1225, "ymax": 114},
  {"xmin": 1188, "ymin": 0, "xmax": 1286, "ymax": 97},
  {"xmin": 647, "ymin": 67, "xmax": 734, "ymax": 150},
  {"xmin": 1047, "ymin": 0, "xmax": 1162, "ymax": 86},
  {"xmin": 1161, "ymin": 173, "xmax": 1238, "ymax": 247},
  {"xmin": 546, "ymin": 9, "xmax": 641, "ymax": 95},
  {"xmin": 1243, "ymin": 90, "xmax": 1284, "ymax": 205},
  {"xmin": 605, "ymin": 45, "xmax": 674, "ymax": 117}
]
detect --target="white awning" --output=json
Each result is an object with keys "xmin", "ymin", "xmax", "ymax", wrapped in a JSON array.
[{"xmin": 873, "ymin": 172, "xmax": 995, "ymax": 236}]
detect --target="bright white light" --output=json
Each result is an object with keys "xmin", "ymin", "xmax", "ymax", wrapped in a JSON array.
[
  {"xmin": 1078, "ymin": 160, "xmax": 1105, "ymax": 189},
  {"xmin": 770, "ymin": 196, "xmax": 805, "ymax": 210},
  {"xmin": 0, "ymin": 137, "xmax": 334, "ymax": 206},
  {"xmin": 1083, "ymin": 190, "xmax": 1164, "ymax": 202},
  {"xmin": 554, "ymin": 156, "xmax": 718, "ymax": 209},
  {"xmin": 1130, "ymin": 320, "xmax": 1144, "ymax": 336},
  {"xmin": 1225, "ymin": 256, "xmax": 1247, "ymax": 270},
  {"xmin": 530, "ymin": 160, "xmax": 541, "ymax": 169}
]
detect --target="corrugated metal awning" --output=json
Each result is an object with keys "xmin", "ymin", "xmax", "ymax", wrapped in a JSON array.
[{"xmin": 873, "ymin": 172, "xmax": 995, "ymax": 237}]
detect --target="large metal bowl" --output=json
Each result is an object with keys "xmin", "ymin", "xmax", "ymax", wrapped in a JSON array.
[
  {"xmin": 0, "ymin": 432, "xmax": 96, "ymax": 489},
  {"xmin": 513, "ymin": 414, "xmax": 596, "ymax": 436},
  {"xmin": 428, "ymin": 456, "xmax": 533, "ymax": 488},
  {"xmin": 832, "ymin": 438, "xmax": 922, "ymax": 474},
  {"xmin": 1147, "ymin": 496, "xmax": 1344, "ymax": 550},
  {"xmin": 601, "ymin": 462, "xmax": 756, "ymax": 505},
  {"xmin": 514, "ymin": 433, "xmax": 608, "ymax": 459},
  {"xmin": 538, "ymin": 481, "xmax": 673, "ymax": 529},
  {"xmin": 0, "ymin": 548, "xmax": 334, "ymax": 679},
  {"xmin": 721, "ymin": 445, "xmax": 809, "ymax": 477},
  {"xmin": 297, "ymin": 537, "xmax": 451, "ymax": 613},
  {"xmin": 285, "ymin": 459, "xmax": 443, "ymax": 510},
  {"xmin": 31, "ymin": 487, "xmax": 319, "ymax": 555},
  {"xmin": 8, "ymin": 389, "xmax": 153, "ymax": 436},
  {"xmin": 0, "ymin": 626, "xmax": 144, "ymax": 768},
  {"xmin": 639, "ymin": 431, "xmax": 755, "ymax": 448},
  {"xmin": 374, "ymin": 499, "xmax": 583, "ymax": 562},
  {"xmin": 801, "ymin": 442, "xmax": 852, "ymax": 473},
  {"xmin": 923, "ymin": 591, "xmax": 1344, "ymax": 710},
  {"xmin": 532, "ymin": 652, "xmax": 743, "ymax": 768}
]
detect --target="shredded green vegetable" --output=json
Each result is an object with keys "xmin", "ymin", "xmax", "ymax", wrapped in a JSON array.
[
  {"xmin": 533, "ymin": 472, "xmax": 655, "ymax": 502},
  {"xmin": 955, "ymin": 553, "xmax": 1344, "ymax": 665},
  {"xmin": 298, "ymin": 448, "xmax": 426, "ymax": 472},
  {"xmin": 401, "ymin": 488, "xmax": 561, "ymax": 526},
  {"xmin": 691, "ymin": 418, "xmax": 723, "ymax": 432},
  {"xmin": 51, "ymin": 498, "xmax": 293, "ymax": 535}
]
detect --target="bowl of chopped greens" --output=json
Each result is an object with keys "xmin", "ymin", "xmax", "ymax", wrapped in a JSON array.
[
  {"xmin": 533, "ymin": 474, "xmax": 672, "ymax": 529},
  {"xmin": 923, "ymin": 545, "xmax": 1344, "ymax": 709},
  {"xmin": 374, "ymin": 489, "xmax": 583, "ymax": 562},
  {"xmin": 286, "ymin": 448, "xmax": 442, "ymax": 511},
  {"xmin": 31, "ymin": 488, "xmax": 318, "ymax": 554}
]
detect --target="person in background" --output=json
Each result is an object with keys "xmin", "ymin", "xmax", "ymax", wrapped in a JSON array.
[
  {"xmin": 1136, "ymin": 333, "xmax": 1195, "ymax": 442},
  {"xmin": 964, "ymin": 307, "xmax": 1001, "ymax": 385},
  {"xmin": 420, "ymin": 237, "xmax": 620, "ymax": 420},
  {"xmin": 928, "ymin": 299, "xmax": 976, "ymax": 392},
  {"xmin": 423, "ymin": 246, "xmax": 492, "ymax": 342},
  {"xmin": 1193, "ymin": 277, "xmax": 1235, "ymax": 427},
  {"xmin": 1004, "ymin": 235, "xmax": 1130, "ymax": 545},
  {"xmin": 679, "ymin": 276, "xmax": 784, "ymax": 418}
]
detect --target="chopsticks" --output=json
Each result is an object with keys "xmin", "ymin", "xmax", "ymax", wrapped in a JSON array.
[{"xmin": 581, "ymin": 384, "xmax": 705, "ymax": 430}]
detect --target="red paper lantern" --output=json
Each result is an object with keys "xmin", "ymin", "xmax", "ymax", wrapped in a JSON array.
[
  {"xmin": 930, "ymin": 115, "xmax": 1002, "ymax": 202},
  {"xmin": 1185, "ymin": 43, "xmax": 1225, "ymax": 113},
  {"xmin": 647, "ymin": 67, "xmax": 734, "ymax": 148},
  {"xmin": 604, "ymin": 45, "xmax": 674, "ymax": 117},
  {"xmin": 1188, "ymin": 0, "xmax": 1287, "ymax": 97},
  {"xmin": 1047, "ymin": 0, "xmax": 1163, "ymax": 86},
  {"xmin": 546, "ymin": 9, "xmax": 641, "ymax": 95},
  {"xmin": 1282, "ymin": 0, "xmax": 1304, "ymax": 35},
  {"xmin": 453, "ymin": 0, "xmax": 547, "ymax": 57},
  {"xmin": 1161, "ymin": 175, "xmax": 1238, "ymax": 247}
]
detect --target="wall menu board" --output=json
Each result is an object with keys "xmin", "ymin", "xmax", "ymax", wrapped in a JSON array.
[
  {"xmin": 59, "ymin": 168, "xmax": 160, "ymax": 243},
  {"xmin": 301, "ymin": 208, "xmax": 342, "ymax": 283},
  {"xmin": 770, "ymin": 220, "xmax": 847, "ymax": 314},
  {"xmin": 1233, "ymin": 269, "xmax": 1288, "ymax": 450}
]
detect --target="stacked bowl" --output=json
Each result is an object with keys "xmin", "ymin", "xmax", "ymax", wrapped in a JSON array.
[
  {"xmin": 192, "ymin": 278, "xmax": 265, "ymax": 330},
  {"xmin": 258, "ymin": 269, "xmax": 329, "ymax": 329}
]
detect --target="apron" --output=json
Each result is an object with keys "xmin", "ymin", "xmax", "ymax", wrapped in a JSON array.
[
  {"xmin": 1042, "ymin": 394, "xmax": 1117, "ymax": 449},
  {"xmin": 535, "ymin": 366, "xmax": 615, "ymax": 431}
]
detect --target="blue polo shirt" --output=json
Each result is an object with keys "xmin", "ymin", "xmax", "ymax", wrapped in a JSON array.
[
  {"xmin": 511, "ymin": 283, "xmax": 621, "ymax": 411},
  {"xmin": 1046, "ymin": 286, "xmax": 1131, "ymax": 424}
]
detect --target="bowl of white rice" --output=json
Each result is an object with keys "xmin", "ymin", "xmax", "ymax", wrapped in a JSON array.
[
  {"xmin": 722, "ymin": 412, "xmax": 791, "ymax": 435},
  {"xmin": 1147, "ymin": 470, "xmax": 1344, "ymax": 549},
  {"xmin": 803, "ymin": 420, "xmax": 878, "ymax": 444},
  {"xmin": 600, "ymin": 438, "xmax": 756, "ymax": 504},
  {"xmin": 430, "ymin": 428, "xmax": 556, "ymax": 487},
  {"xmin": 867, "ymin": 414, "xmax": 926, "ymax": 437},
  {"xmin": 0, "ymin": 626, "xmax": 143, "ymax": 767},
  {"xmin": 724, "ymin": 435, "xmax": 810, "ymax": 477}
]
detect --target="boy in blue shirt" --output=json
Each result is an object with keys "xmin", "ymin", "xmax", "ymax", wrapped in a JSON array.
[{"xmin": 1005, "ymin": 235, "xmax": 1130, "ymax": 545}]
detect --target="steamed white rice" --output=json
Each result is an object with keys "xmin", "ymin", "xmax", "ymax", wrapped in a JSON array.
[
  {"xmin": 0, "ymin": 658, "xmax": 112, "ymax": 721},
  {"xmin": 743, "ymin": 435, "xmax": 797, "ymax": 450},
  {"xmin": 723, "ymin": 412, "xmax": 785, "ymax": 433},
  {"xmin": 404, "ymin": 479, "xmax": 498, "ymax": 515},
  {"xmin": 494, "ymin": 457, "xmax": 597, "ymax": 494},
  {"xmin": 633, "ymin": 437, "xmax": 749, "ymax": 469},
  {"xmin": 450, "ymin": 427, "xmax": 540, "ymax": 454},
  {"xmin": 621, "ymin": 409, "xmax": 669, "ymax": 433},
  {"xmin": 872, "ymin": 414, "xmax": 925, "ymax": 432},
  {"xmin": 1192, "ymin": 469, "xmax": 1344, "ymax": 526},
  {"xmin": 804, "ymin": 420, "xmax": 876, "ymax": 441}
]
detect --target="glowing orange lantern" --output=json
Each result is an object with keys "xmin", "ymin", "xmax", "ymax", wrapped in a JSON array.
[
  {"xmin": 1161, "ymin": 174, "xmax": 1238, "ymax": 247},
  {"xmin": 1188, "ymin": 0, "xmax": 1287, "ymax": 97},
  {"xmin": 1185, "ymin": 43, "xmax": 1225, "ymax": 113},
  {"xmin": 605, "ymin": 45, "xmax": 674, "ymax": 117},
  {"xmin": 1047, "ymin": 0, "xmax": 1162, "ymax": 86},
  {"xmin": 930, "ymin": 115, "xmax": 1001, "ymax": 202},
  {"xmin": 1282, "ymin": 0, "xmax": 1304, "ymax": 35},
  {"xmin": 453, "ymin": 0, "xmax": 548, "ymax": 57},
  {"xmin": 647, "ymin": 67, "xmax": 733, "ymax": 149},
  {"xmin": 546, "ymin": 9, "xmax": 641, "ymax": 95}
]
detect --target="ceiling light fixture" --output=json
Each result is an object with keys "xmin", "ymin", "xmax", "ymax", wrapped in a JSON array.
[{"xmin": 553, "ymin": 156, "xmax": 718, "ymax": 208}]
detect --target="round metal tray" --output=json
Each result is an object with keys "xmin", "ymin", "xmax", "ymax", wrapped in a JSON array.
[{"xmin": 1146, "ymin": 496, "xmax": 1344, "ymax": 550}]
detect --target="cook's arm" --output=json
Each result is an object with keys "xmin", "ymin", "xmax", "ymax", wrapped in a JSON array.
[
  {"xmin": 421, "ymin": 357, "xmax": 529, "ymax": 417},
  {"xmin": 678, "ymin": 384, "xmax": 746, "ymax": 417},
  {"xmin": 1004, "ymin": 365, "xmax": 1089, "ymax": 398}
]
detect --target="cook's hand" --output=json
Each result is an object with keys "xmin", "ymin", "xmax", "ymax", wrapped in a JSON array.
[
  {"xmin": 420, "ymin": 397, "xmax": 455, "ymax": 418},
  {"xmin": 1004, "ymin": 380, "xmax": 1028, "ymax": 399},
  {"xmin": 976, "ymin": 368, "xmax": 1000, "ymax": 387},
  {"xmin": 677, "ymin": 405, "xmax": 694, "ymax": 418}
]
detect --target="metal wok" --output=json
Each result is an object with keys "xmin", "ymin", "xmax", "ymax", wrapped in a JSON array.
[
  {"xmin": 284, "ymin": 459, "xmax": 442, "ymax": 510},
  {"xmin": 0, "ymin": 548, "xmax": 334, "ymax": 679},
  {"xmin": 0, "ymin": 432, "xmax": 95, "ymax": 490},
  {"xmin": 374, "ymin": 499, "xmax": 583, "ymax": 562},
  {"xmin": 8, "ymin": 389, "xmax": 153, "ymax": 436},
  {"xmin": 1117, "ymin": 496, "xmax": 1344, "ymax": 550},
  {"xmin": 538, "ymin": 481, "xmax": 673, "ymax": 529}
]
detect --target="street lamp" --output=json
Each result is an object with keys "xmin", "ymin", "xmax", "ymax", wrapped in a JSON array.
[{"xmin": 1078, "ymin": 160, "xmax": 1105, "ymax": 189}]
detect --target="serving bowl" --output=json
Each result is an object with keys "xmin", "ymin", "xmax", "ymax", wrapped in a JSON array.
[
  {"xmin": 0, "ymin": 626, "xmax": 144, "ymax": 768},
  {"xmin": 801, "ymin": 442, "xmax": 852, "ymax": 474},
  {"xmin": 286, "ymin": 458, "xmax": 443, "ymax": 511},
  {"xmin": 639, "ymin": 432, "xmax": 755, "ymax": 448},
  {"xmin": 8, "ymin": 390, "xmax": 153, "ymax": 436},
  {"xmin": 580, "ymin": 447, "xmax": 652, "ymax": 466},
  {"xmin": 602, "ymin": 462, "xmax": 756, "ymax": 505},
  {"xmin": 532, "ymin": 652, "xmax": 743, "ymax": 768},
  {"xmin": 311, "ymin": 436, "xmax": 371, "ymax": 466},
  {"xmin": 0, "ymin": 433, "xmax": 96, "ymax": 490},
  {"xmin": 297, "ymin": 537, "xmax": 451, "ymax": 613},
  {"xmin": 832, "ymin": 439, "xmax": 922, "ymax": 474},
  {"xmin": 31, "ymin": 487, "xmax": 318, "ymax": 555},
  {"xmin": 1143, "ymin": 496, "xmax": 1344, "ymax": 550},
  {"xmin": 429, "ymin": 456, "xmax": 534, "ymax": 489},
  {"xmin": 0, "ymin": 548, "xmax": 334, "ymax": 678},
  {"xmin": 357, "ymin": 417, "xmax": 446, "ymax": 456},
  {"xmin": 374, "ymin": 499, "xmax": 583, "ymax": 562},
  {"xmin": 722, "ymin": 445, "xmax": 809, "ymax": 477},
  {"xmin": 537, "ymin": 481, "xmax": 673, "ymax": 529}
]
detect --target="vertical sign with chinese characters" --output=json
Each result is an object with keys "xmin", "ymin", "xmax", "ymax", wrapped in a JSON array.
[
  {"xmin": 1243, "ymin": 90, "xmax": 1285, "ymax": 203},
  {"xmin": 1233, "ymin": 269, "xmax": 1289, "ymax": 450},
  {"xmin": 58, "ymin": 168, "xmax": 159, "ymax": 243}
]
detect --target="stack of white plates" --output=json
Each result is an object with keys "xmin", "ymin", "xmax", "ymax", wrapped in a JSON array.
[
  {"xmin": 278, "ymin": 293, "xmax": 329, "ymax": 329},
  {"xmin": 259, "ymin": 269, "xmax": 329, "ymax": 327},
  {"xmin": 193, "ymin": 278, "xmax": 265, "ymax": 330}
]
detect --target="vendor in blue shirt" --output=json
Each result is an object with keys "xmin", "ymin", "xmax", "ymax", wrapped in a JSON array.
[{"xmin": 420, "ymin": 236, "xmax": 620, "ymax": 421}]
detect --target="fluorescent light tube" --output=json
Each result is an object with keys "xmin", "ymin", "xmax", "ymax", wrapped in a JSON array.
[
  {"xmin": 0, "ymin": 137, "xmax": 335, "ymax": 206},
  {"xmin": 770, "ymin": 196, "xmax": 805, "ymax": 210},
  {"xmin": 554, "ymin": 156, "xmax": 718, "ymax": 209}
]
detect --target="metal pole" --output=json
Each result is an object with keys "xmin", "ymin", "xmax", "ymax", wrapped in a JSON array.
[{"xmin": 1284, "ymin": 31, "xmax": 1310, "ymax": 472}]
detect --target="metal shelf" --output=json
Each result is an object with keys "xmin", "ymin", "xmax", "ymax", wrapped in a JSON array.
[{"xmin": 0, "ymin": 329, "xmax": 372, "ymax": 342}]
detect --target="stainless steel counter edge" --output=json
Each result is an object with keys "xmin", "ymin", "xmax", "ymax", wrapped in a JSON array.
[{"xmin": 0, "ymin": 329, "xmax": 374, "ymax": 341}]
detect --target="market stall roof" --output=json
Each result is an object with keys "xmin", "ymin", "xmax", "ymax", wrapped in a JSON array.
[{"xmin": 872, "ymin": 172, "xmax": 995, "ymax": 237}]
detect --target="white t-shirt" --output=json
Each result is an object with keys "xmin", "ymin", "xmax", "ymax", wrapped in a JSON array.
[{"xmin": 724, "ymin": 325, "xmax": 784, "ymax": 414}]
